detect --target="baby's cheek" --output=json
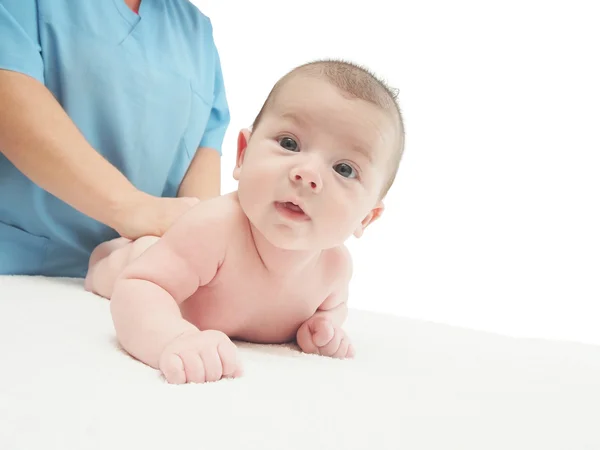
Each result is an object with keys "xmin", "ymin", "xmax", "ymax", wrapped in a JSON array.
[
  {"xmin": 324, "ymin": 205, "xmax": 356, "ymax": 237},
  {"xmin": 252, "ymin": 165, "xmax": 278, "ymax": 189}
]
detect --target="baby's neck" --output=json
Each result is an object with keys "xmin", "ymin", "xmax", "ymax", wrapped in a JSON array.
[{"xmin": 248, "ymin": 224, "xmax": 321, "ymax": 277}]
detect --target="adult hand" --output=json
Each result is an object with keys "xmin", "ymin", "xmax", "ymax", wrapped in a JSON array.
[{"xmin": 112, "ymin": 193, "xmax": 200, "ymax": 240}]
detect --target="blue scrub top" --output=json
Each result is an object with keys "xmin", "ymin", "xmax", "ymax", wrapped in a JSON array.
[{"xmin": 0, "ymin": 0, "xmax": 230, "ymax": 277}]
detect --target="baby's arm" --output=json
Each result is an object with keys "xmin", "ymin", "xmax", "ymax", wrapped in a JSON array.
[
  {"xmin": 309, "ymin": 286, "xmax": 349, "ymax": 327},
  {"xmin": 296, "ymin": 249, "xmax": 354, "ymax": 358},
  {"xmin": 109, "ymin": 203, "xmax": 229, "ymax": 375}
]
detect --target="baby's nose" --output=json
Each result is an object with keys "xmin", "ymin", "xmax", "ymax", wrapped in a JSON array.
[{"xmin": 290, "ymin": 167, "xmax": 322, "ymax": 193}]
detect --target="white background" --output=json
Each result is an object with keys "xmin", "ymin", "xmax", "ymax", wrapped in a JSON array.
[{"xmin": 193, "ymin": 0, "xmax": 600, "ymax": 345}]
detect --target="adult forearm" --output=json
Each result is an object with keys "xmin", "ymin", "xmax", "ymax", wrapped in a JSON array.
[
  {"xmin": 0, "ymin": 70, "xmax": 140, "ymax": 228},
  {"xmin": 110, "ymin": 278, "xmax": 198, "ymax": 368},
  {"xmin": 177, "ymin": 147, "xmax": 221, "ymax": 200}
]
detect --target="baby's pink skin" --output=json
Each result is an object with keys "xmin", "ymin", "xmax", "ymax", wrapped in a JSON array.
[
  {"xmin": 86, "ymin": 194, "xmax": 354, "ymax": 384},
  {"xmin": 86, "ymin": 75, "xmax": 396, "ymax": 384}
]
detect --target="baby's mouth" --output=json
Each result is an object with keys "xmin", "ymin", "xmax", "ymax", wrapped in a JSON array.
[
  {"xmin": 274, "ymin": 201, "xmax": 310, "ymax": 221},
  {"xmin": 282, "ymin": 202, "xmax": 303, "ymax": 213}
]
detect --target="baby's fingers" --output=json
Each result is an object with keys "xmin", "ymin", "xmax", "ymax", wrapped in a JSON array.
[
  {"xmin": 310, "ymin": 318, "xmax": 335, "ymax": 347},
  {"xmin": 296, "ymin": 321, "xmax": 319, "ymax": 354},
  {"xmin": 181, "ymin": 352, "xmax": 207, "ymax": 384},
  {"xmin": 198, "ymin": 348, "xmax": 222, "ymax": 383},
  {"xmin": 318, "ymin": 326, "xmax": 344, "ymax": 357},
  {"xmin": 159, "ymin": 353, "xmax": 186, "ymax": 384},
  {"xmin": 332, "ymin": 335, "xmax": 354, "ymax": 359},
  {"xmin": 218, "ymin": 341, "xmax": 243, "ymax": 378},
  {"xmin": 347, "ymin": 344, "xmax": 355, "ymax": 358}
]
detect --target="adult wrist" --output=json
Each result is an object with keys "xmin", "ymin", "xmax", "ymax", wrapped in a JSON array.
[{"xmin": 105, "ymin": 188, "xmax": 151, "ymax": 233}]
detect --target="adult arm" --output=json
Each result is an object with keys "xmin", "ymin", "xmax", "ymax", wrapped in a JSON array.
[
  {"xmin": 178, "ymin": 37, "xmax": 230, "ymax": 200},
  {"xmin": 0, "ymin": 69, "xmax": 144, "ymax": 230},
  {"xmin": 0, "ymin": 3, "xmax": 196, "ymax": 238},
  {"xmin": 178, "ymin": 147, "xmax": 222, "ymax": 200}
]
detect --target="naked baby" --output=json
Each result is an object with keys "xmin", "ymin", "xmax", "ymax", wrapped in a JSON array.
[{"xmin": 85, "ymin": 60, "xmax": 405, "ymax": 384}]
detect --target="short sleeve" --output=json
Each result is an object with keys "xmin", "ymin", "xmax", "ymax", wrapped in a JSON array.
[
  {"xmin": 199, "ymin": 43, "xmax": 230, "ymax": 155},
  {"xmin": 0, "ymin": 0, "xmax": 44, "ymax": 84}
]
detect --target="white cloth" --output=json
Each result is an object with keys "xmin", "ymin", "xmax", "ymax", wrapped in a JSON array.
[{"xmin": 1, "ymin": 275, "xmax": 599, "ymax": 449}]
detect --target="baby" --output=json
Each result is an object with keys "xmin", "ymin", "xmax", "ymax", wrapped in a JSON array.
[{"xmin": 85, "ymin": 59, "xmax": 405, "ymax": 384}]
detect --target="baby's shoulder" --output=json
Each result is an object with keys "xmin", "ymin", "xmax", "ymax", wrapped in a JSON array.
[
  {"xmin": 320, "ymin": 245, "xmax": 353, "ymax": 284},
  {"xmin": 175, "ymin": 192, "xmax": 245, "ymax": 238}
]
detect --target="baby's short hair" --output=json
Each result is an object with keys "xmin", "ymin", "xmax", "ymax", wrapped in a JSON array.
[{"xmin": 252, "ymin": 59, "xmax": 405, "ymax": 199}]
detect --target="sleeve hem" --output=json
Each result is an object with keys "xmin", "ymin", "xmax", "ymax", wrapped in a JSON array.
[{"xmin": 0, "ymin": 57, "xmax": 45, "ymax": 85}]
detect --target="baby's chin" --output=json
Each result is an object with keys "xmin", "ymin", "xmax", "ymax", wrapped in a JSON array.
[
  {"xmin": 245, "ymin": 210, "xmax": 352, "ymax": 251},
  {"xmin": 261, "ymin": 231, "xmax": 314, "ymax": 251},
  {"xmin": 261, "ymin": 227, "xmax": 347, "ymax": 252}
]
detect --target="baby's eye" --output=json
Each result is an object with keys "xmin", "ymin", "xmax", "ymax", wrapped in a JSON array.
[
  {"xmin": 279, "ymin": 137, "xmax": 299, "ymax": 152},
  {"xmin": 334, "ymin": 163, "xmax": 357, "ymax": 179}
]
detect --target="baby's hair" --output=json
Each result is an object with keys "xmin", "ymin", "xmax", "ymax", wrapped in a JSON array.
[{"xmin": 252, "ymin": 59, "xmax": 405, "ymax": 198}]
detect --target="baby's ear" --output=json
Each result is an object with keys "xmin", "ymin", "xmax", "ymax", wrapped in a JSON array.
[
  {"xmin": 233, "ymin": 129, "xmax": 252, "ymax": 180},
  {"xmin": 353, "ymin": 201, "xmax": 384, "ymax": 238}
]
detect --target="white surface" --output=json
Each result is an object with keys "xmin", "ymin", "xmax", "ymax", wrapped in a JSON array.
[
  {"xmin": 1, "ymin": 275, "xmax": 599, "ymax": 449},
  {"xmin": 196, "ymin": 0, "xmax": 600, "ymax": 345}
]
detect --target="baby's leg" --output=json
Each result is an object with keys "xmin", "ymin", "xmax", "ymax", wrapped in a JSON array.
[{"xmin": 84, "ymin": 236, "xmax": 159, "ymax": 298}]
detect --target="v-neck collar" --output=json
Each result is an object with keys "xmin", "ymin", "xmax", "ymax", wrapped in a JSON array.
[{"xmin": 112, "ymin": 0, "xmax": 148, "ymax": 26}]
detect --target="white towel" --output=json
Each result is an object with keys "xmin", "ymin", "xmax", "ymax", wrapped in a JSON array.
[{"xmin": 1, "ymin": 275, "xmax": 599, "ymax": 449}]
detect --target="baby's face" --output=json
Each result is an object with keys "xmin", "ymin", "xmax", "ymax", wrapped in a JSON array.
[{"xmin": 234, "ymin": 75, "xmax": 396, "ymax": 251}]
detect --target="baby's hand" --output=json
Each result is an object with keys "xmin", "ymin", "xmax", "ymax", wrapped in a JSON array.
[
  {"xmin": 158, "ymin": 329, "xmax": 243, "ymax": 384},
  {"xmin": 296, "ymin": 316, "xmax": 355, "ymax": 359}
]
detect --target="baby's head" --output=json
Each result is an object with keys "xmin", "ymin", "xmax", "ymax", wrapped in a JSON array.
[{"xmin": 234, "ymin": 59, "xmax": 405, "ymax": 251}]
